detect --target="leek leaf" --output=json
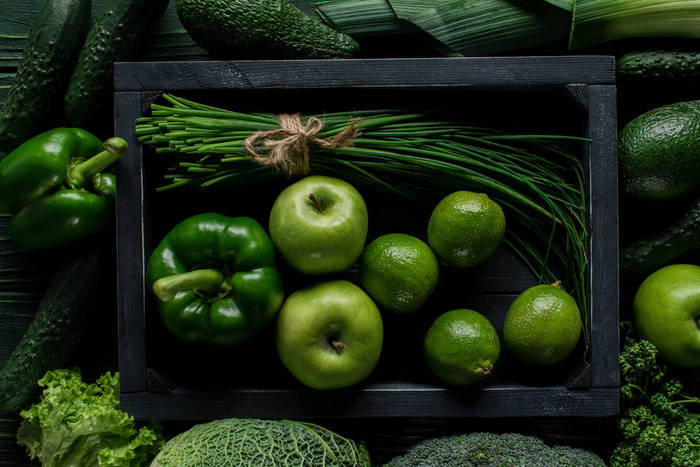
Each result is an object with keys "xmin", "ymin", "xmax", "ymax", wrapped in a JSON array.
[
  {"xmin": 570, "ymin": 0, "xmax": 700, "ymax": 49},
  {"xmin": 409, "ymin": 0, "xmax": 571, "ymax": 56},
  {"xmin": 389, "ymin": 0, "xmax": 451, "ymax": 19},
  {"xmin": 315, "ymin": 0, "xmax": 406, "ymax": 35},
  {"xmin": 542, "ymin": 0, "xmax": 573, "ymax": 11}
]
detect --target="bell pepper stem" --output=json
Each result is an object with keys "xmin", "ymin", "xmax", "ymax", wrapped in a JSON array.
[
  {"xmin": 69, "ymin": 137, "xmax": 128, "ymax": 189},
  {"xmin": 152, "ymin": 268, "xmax": 224, "ymax": 303}
]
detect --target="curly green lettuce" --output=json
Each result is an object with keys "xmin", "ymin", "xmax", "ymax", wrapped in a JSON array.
[{"xmin": 16, "ymin": 369, "xmax": 164, "ymax": 467}]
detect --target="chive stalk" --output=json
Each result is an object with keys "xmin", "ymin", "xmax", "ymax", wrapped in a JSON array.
[{"xmin": 135, "ymin": 94, "xmax": 590, "ymax": 346}]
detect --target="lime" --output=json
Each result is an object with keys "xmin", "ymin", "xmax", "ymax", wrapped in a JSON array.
[
  {"xmin": 503, "ymin": 282, "xmax": 582, "ymax": 366},
  {"xmin": 427, "ymin": 191, "xmax": 505, "ymax": 268},
  {"xmin": 360, "ymin": 233, "xmax": 439, "ymax": 314},
  {"xmin": 424, "ymin": 309, "xmax": 500, "ymax": 387}
]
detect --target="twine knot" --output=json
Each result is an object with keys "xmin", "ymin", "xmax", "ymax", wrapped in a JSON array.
[{"xmin": 244, "ymin": 114, "xmax": 360, "ymax": 176}]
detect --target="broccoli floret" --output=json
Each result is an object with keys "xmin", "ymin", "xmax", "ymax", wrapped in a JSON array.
[
  {"xmin": 383, "ymin": 432, "xmax": 606, "ymax": 466},
  {"xmin": 611, "ymin": 323, "xmax": 700, "ymax": 467}
]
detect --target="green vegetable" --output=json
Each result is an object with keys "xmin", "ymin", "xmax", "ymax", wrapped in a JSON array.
[
  {"xmin": 618, "ymin": 100, "xmax": 700, "ymax": 201},
  {"xmin": 620, "ymin": 194, "xmax": 700, "ymax": 276},
  {"xmin": 609, "ymin": 323, "xmax": 700, "ymax": 466},
  {"xmin": 315, "ymin": 0, "xmax": 571, "ymax": 56},
  {"xmin": 136, "ymin": 94, "xmax": 590, "ymax": 343},
  {"xmin": 570, "ymin": 0, "xmax": 700, "ymax": 50},
  {"xmin": 618, "ymin": 51, "xmax": 700, "ymax": 80},
  {"xmin": 317, "ymin": 0, "xmax": 700, "ymax": 56},
  {"xmin": 64, "ymin": 0, "xmax": 169, "ymax": 133},
  {"xmin": 146, "ymin": 213, "xmax": 285, "ymax": 346},
  {"xmin": 16, "ymin": 369, "xmax": 164, "ymax": 467},
  {"xmin": 0, "ymin": 128, "xmax": 128, "ymax": 250},
  {"xmin": 0, "ymin": 253, "xmax": 100, "ymax": 413},
  {"xmin": 384, "ymin": 432, "xmax": 606, "ymax": 466},
  {"xmin": 176, "ymin": 0, "xmax": 360, "ymax": 59},
  {"xmin": 151, "ymin": 417, "xmax": 370, "ymax": 466},
  {"xmin": 0, "ymin": 0, "xmax": 91, "ymax": 152}
]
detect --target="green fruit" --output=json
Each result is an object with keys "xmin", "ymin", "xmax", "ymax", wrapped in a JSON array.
[
  {"xmin": 617, "ymin": 51, "xmax": 700, "ymax": 81},
  {"xmin": 176, "ymin": 0, "xmax": 359, "ymax": 59},
  {"xmin": 619, "ymin": 100, "xmax": 700, "ymax": 201},
  {"xmin": 269, "ymin": 175, "xmax": 368, "ymax": 275},
  {"xmin": 0, "ymin": 0, "xmax": 92, "ymax": 152},
  {"xmin": 360, "ymin": 233, "xmax": 439, "ymax": 314},
  {"xmin": 427, "ymin": 191, "xmax": 505, "ymax": 268},
  {"xmin": 424, "ymin": 309, "xmax": 500, "ymax": 387},
  {"xmin": 633, "ymin": 264, "xmax": 700, "ymax": 368},
  {"xmin": 275, "ymin": 280, "xmax": 383, "ymax": 389},
  {"xmin": 503, "ymin": 282, "xmax": 582, "ymax": 366}
]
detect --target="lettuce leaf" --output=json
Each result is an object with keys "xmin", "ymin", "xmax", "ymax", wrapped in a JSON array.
[{"xmin": 16, "ymin": 369, "xmax": 164, "ymax": 467}]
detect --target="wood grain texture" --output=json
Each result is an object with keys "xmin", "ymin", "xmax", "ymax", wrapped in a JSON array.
[
  {"xmin": 587, "ymin": 85, "xmax": 620, "ymax": 388},
  {"xmin": 121, "ymin": 386, "xmax": 619, "ymax": 420},
  {"xmin": 115, "ymin": 92, "xmax": 147, "ymax": 392},
  {"xmin": 114, "ymin": 57, "xmax": 616, "ymax": 91}
]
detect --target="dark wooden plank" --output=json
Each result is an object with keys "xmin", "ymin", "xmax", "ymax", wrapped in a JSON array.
[
  {"xmin": 114, "ymin": 57, "xmax": 616, "ymax": 91},
  {"xmin": 121, "ymin": 386, "xmax": 619, "ymax": 420},
  {"xmin": 115, "ymin": 92, "xmax": 147, "ymax": 392},
  {"xmin": 587, "ymin": 85, "xmax": 620, "ymax": 389}
]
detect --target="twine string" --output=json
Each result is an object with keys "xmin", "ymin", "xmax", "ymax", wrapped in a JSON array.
[{"xmin": 244, "ymin": 114, "xmax": 360, "ymax": 176}]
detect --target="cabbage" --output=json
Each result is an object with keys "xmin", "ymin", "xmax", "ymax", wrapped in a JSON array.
[
  {"xmin": 16, "ymin": 369, "xmax": 164, "ymax": 467},
  {"xmin": 151, "ymin": 418, "xmax": 371, "ymax": 466}
]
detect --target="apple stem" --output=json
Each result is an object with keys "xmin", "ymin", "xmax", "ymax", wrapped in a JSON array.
[
  {"xmin": 551, "ymin": 280, "xmax": 562, "ymax": 288},
  {"xmin": 331, "ymin": 339, "xmax": 345, "ymax": 354},
  {"xmin": 481, "ymin": 367, "xmax": 491, "ymax": 376},
  {"xmin": 308, "ymin": 193, "xmax": 325, "ymax": 213}
]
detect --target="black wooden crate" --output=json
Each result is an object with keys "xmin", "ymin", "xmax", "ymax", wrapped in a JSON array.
[{"xmin": 114, "ymin": 57, "xmax": 619, "ymax": 420}]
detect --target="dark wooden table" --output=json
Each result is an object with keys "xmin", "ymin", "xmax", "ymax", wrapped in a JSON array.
[{"xmin": 1, "ymin": 1, "xmax": 699, "ymax": 465}]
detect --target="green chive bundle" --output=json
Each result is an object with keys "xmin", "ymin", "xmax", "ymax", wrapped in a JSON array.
[{"xmin": 136, "ymin": 94, "xmax": 589, "ymax": 344}]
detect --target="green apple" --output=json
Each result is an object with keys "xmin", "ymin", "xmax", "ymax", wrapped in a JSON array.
[
  {"xmin": 269, "ymin": 175, "xmax": 368, "ymax": 275},
  {"xmin": 634, "ymin": 264, "xmax": 700, "ymax": 367},
  {"xmin": 276, "ymin": 280, "xmax": 383, "ymax": 389}
]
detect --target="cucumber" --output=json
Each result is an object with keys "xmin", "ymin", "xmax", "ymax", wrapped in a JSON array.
[
  {"xmin": 0, "ymin": 253, "xmax": 101, "ymax": 412},
  {"xmin": 64, "ymin": 0, "xmax": 169, "ymax": 133},
  {"xmin": 176, "ymin": 0, "xmax": 360, "ymax": 59},
  {"xmin": 621, "ymin": 195, "xmax": 700, "ymax": 276},
  {"xmin": 618, "ymin": 51, "xmax": 700, "ymax": 80},
  {"xmin": 0, "ymin": 0, "xmax": 91, "ymax": 153}
]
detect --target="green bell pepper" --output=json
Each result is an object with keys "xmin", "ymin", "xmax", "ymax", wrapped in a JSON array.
[
  {"xmin": 146, "ymin": 213, "xmax": 285, "ymax": 347},
  {"xmin": 0, "ymin": 127, "xmax": 128, "ymax": 250}
]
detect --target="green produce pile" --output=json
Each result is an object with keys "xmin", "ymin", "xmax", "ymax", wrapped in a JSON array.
[
  {"xmin": 135, "ymin": 94, "xmax": 589, "ymax": 330},
  {"xmin": 16, "ymin": 369, "xmax": 164, "ymax": 467},
  {"xmin": 2, "ymin": 0, "xmax": 700, "ymax": 464},
  {"xmin": 610, "ymin": 323, "xmax": 700, "ymax": 466}
]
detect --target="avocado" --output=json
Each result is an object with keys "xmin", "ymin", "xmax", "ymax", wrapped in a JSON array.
[
  {"xmin": 618, "ymin": 100, "xmax": 700, "ymax": 201},
  {"xmin": 618, "ymin": 51, "xmax": 700, "ymax": 80},
  {"xmin": 176, "ymin": 0, "xmax": 359, "ymax": 59}
]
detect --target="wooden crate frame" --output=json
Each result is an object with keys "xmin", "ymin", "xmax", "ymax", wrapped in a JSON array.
[{"xmin": 114, "ymin": 57, "xmax": 619, "ymax": 420}]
